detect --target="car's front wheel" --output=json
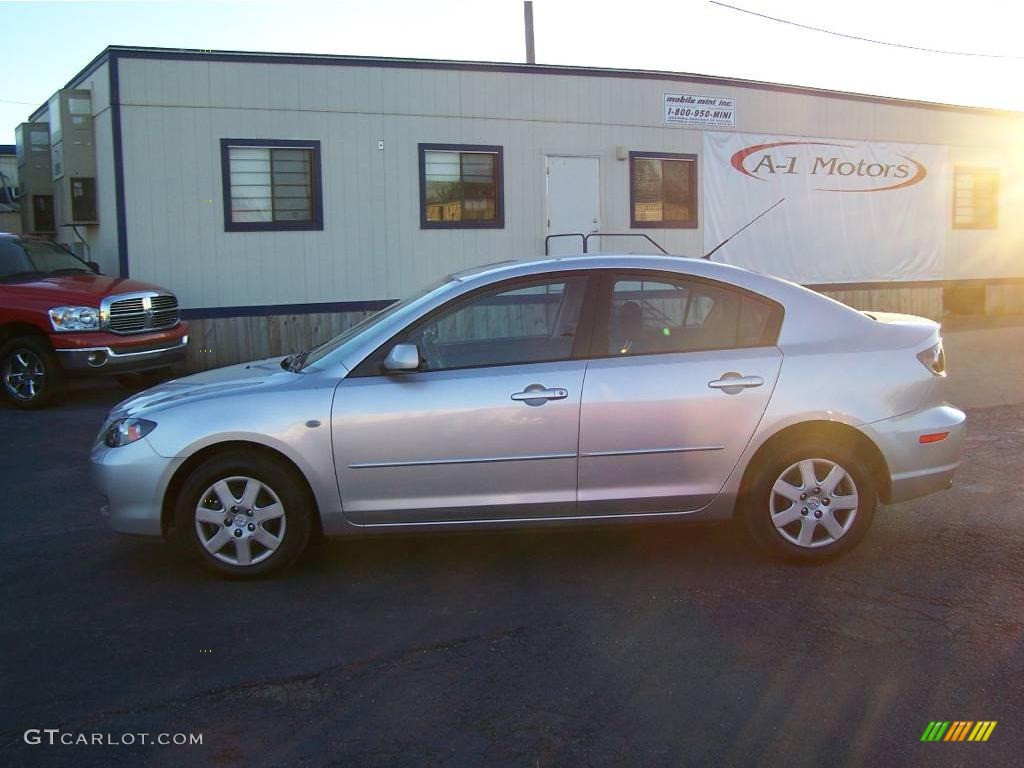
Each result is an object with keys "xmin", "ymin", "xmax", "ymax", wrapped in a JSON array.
[
  {"xmin": 174, "ymin": 451, "xmax": 314, "ymax": 578},
  {"xmin": 742, "ymin": 439, "xmax": 877, "ymax": 561},
  {"xmin": 0, "ymin": 336, "xmax": 65, "ymax": 409}
]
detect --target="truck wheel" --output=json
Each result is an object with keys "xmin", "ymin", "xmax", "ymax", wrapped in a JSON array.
[{"xmin": 0, "ymin": 336, "xmax": 66, "ymax": 409}]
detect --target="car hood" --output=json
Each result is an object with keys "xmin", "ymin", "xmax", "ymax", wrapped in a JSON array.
[
  {"xmin": 112, "ymin": 357, "xmax": 298, "ymax": 417},
  {"xmin": 1, "ymin": 272, "xmax": 173, "ymax": 304}
]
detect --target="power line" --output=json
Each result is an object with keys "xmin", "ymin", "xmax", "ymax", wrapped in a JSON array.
[
  {"xmin": 709, "ymin": 2, "xmax": 1024, "ymax": 59},
  {"xmin": 0, "ymin": 98, "xmax": 40, "ymax": 106}
]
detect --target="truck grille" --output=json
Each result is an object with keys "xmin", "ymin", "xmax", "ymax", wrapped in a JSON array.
[{"xmin": 103, "ymin": 292, "xmax": 180, "ymax": 335}]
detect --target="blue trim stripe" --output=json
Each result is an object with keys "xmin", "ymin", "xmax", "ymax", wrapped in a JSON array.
[
  {"xmin": 109, "ymin": 51, "xmax": 130, "ymax": 279},
  {"xmin": 180, "ymin": 299, "xmax": 396, "ymax": 320},
  {"xmin": 0, "ymin": 145, "xmax": 15, "ymax": 155}
]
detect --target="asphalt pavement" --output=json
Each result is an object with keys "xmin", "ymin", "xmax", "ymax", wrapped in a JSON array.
[{"xmin": 1, "ymin": 379, "xmax": 1021, "ymax": 767}]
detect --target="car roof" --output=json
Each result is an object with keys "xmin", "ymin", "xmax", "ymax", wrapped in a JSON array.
[{"xmin": 452, "ymin": 252, "xmax": 800, "ymax": 299}]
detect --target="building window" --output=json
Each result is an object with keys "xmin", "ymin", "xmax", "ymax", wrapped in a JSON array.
[
  {"xmin": 220, "ymin": 139, "xmax": 323, "ymax": 232},
  {"xmin": 419, "ymin": 144, "xmax": 504, "ymax": 229},
  {"xmin": 953, "ymin": 167, "xmax": 999, "ymax": 229},
  {"xmin": 629, "ymin": 152, "xmax": 697, "ymax": 229}
]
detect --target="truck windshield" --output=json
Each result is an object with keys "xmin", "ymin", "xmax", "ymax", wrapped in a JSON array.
[{"xmin": 0, "ymin": 239, "xmax": 92, "ymax": 280}]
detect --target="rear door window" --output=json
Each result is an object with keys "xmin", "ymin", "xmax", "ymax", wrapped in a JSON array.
[{"xmin": 603, "ymin": 274, "xmax": 780, "ymax": 355}]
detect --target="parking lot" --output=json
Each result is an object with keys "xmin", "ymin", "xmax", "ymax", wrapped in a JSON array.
[{"xmin": 1, "ymin": 369, "xmax": 1022, "ymax": 767}]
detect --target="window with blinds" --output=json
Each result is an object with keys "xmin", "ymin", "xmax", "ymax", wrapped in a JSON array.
[
  {"xmin": 629, "ymin": 152, "xmax": 698, "ymax": 229},
  {"xmin": 419, "ymin": 143, "xmax": 504, "ymax": 229},
  {"xmin": 953, "ymin": 167, "xmax": 999, "ymax": 230},
  {"xmin": 220, "ymin": 140, "xmax": 322, "ymax": 231}
]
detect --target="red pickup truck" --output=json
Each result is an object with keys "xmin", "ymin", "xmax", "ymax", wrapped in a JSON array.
[{"xmin": 0, "ymin": 233, "xmax": 188, "ymax": 408}]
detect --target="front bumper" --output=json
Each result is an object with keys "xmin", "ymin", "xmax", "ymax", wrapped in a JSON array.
[
  {"xmin": 57, "ymin": 332, "xmax": 188, "ymax": 375},
  {"xmin": 91, "ymin": 437, "xmax": 180, "ymax": 537},
  {"xmin": 860, "ymin": 404, "xmax": 967, "ymax": 504}
]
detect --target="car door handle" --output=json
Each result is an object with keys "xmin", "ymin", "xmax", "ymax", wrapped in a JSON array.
[
  {"xmin": 708, "ymin": 374, "xmax": 764, "ymax": 392},
  {"xmin": 511, "ymin": 385, "xmax": 568, "ymax": 403}
]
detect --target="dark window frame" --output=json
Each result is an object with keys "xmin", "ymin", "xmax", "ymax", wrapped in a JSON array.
[
  {"xmin": 220, "ymin": 138, "xmax": 324, "ymax": 232},
  {"xmin": 351, "ymin": 271, "xmax": 598, "ymax": 377},
  {"xmin": 419, "ymin": 143, "xmax": 505, "ymax": 230},
  {"xmin": 628, "ymin": 151, "xmax": 698, "ymax": 229},
  {"xmin": 952, "ymin": 165, "xmax": 999, "ymax": 230},
  {"xmin": 588, "ymin": 269, "xmax": 783, "ymax": 359}
]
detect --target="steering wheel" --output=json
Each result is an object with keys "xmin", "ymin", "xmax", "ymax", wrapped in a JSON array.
[{"xmin": 417, "ymin": 327, "xmax": 445, "ymax": 370}]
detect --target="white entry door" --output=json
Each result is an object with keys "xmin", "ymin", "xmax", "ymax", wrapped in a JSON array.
[{"xmin": 546, "ymin": 156, "xmax": 600, "ymax": 256}]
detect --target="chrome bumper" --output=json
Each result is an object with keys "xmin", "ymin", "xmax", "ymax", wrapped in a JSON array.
[
  {"xmin": 860, "ymin": 405, "xmax": 967, "ymax": 504},
  {"xmin": 58, "ymin": 337, "xmax": 188, "ymax": 375}
]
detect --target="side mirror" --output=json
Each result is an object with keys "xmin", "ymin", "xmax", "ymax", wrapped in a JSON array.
[
  {"xmin": 86, "ymin": 261, "xmax": 101, "ymax": 274},
  {"xmin": 383, "ymin": 343, "xmax": 420, "ymax": 372}
]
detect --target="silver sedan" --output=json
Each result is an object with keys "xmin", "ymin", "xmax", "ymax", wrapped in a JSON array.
[{"xmin": 91, "ymin": 255, "xmax": 966, "ymax": 577}]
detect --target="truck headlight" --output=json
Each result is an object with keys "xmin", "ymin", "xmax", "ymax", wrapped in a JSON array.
[
  {"xmin": 103, "ymin": 418, "xmax": 157, "ymax": 447},
  {"xmin": 49, "ymin": 306, "xmax": 100, "ymax": 332}
]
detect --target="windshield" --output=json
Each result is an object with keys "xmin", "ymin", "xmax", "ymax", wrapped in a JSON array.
[
  {"xmin": 0, "ymin": 239, "xmax": 92, "ymax": 279},
  {"xmin": 299, "ymin": 276, "xmax": 454, "ymax": 369}
]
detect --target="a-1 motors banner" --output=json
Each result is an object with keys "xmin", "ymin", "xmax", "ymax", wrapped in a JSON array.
[{"xmin": 702, "ymin": 132, "xmax": 949, "ymax": 284}]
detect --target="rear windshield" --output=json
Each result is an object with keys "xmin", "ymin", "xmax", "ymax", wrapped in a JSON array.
[{"xmin": 0, "ymin": 239, "xmax": 91, "ymax": 280}]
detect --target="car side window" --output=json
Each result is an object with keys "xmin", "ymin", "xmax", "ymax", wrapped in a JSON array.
[
  {"xmin": 605, "ymin": 275, "xmax": 777, "ymax": 356},
  {"xmin": 408, "ymin": 277, "xmax": 588, "ymax": 371}
]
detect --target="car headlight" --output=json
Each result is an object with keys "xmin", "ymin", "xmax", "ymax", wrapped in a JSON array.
[
  {"xmin": 103, "ymin": 418, "xmax": 157, "ymax": 447},
  {"xmin": 49, "ymin": 306, "xmax": 100, "ymax": 332}
]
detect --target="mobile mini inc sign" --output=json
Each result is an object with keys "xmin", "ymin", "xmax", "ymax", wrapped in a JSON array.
[
  {"xmin": 703, "ymin": 132, "xmax": 948, "ymax": 284},
  {"xmin": 665, "ymin": 94, "xmax": 736, "ymax": 128}
]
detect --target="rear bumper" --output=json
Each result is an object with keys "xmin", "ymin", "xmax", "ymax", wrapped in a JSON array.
[
  {"xmin": 56, "ymin": 329, "xmax": 188, "ymax": 375},
  {"xmin": 860, "ymin": 404, "xmax": 967, "ymax": 504}
]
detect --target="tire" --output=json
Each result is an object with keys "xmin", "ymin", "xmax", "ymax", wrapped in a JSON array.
[
  {"xmin": 741, "ymin": 438, "xmax": 877, "ymax": 562},
  {"xmin": 115, "ymin": 367, "xmax": 173, "ymax": 389},
  {"xmin": 0, "ymin": 336, "xmax": 66, "ymax": 409},
  {"xmin": 173, "ymin": 451, "xmax": 314, "ymax": 578}
]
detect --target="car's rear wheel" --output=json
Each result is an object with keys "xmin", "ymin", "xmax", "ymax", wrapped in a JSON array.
[
  {"xmin": 174, "ymin": 451, "xmax": 313, "ymax": 578},
  {"xmin": 742, "ymin": 439, "xmax": 877, "ymax": 561},
  {"xmin": 0, "ymin": 336, "xmax": 65, "ymax": 409}
]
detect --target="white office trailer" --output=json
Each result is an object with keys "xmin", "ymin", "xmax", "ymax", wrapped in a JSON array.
[{"xmin": 16, "ymin": 46, "xmax": 1024, "ymax": 369}]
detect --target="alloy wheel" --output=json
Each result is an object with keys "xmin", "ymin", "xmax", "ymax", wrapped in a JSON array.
[
  {"xmin": 769, "ymin": 458, "xmax": 859, "ymax": 548},
  {"xmin": 194, "ymin": 476, "xmax": 287, "ymax": 566},
  {"xmin": 3, "ymin": 349, "xmax": 46, "ymax": 402}
]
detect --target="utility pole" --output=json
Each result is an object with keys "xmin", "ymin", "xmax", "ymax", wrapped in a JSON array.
[{"xmin": 524, "ymin": 1, "xmax": 536, "ymax": 64}]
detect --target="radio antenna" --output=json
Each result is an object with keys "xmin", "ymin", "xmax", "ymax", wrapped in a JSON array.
[{"xmin": 703, "ymin": 197, "xmax": 785, "ymax": 260}]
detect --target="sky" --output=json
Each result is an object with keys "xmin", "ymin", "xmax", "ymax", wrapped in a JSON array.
[{"xmin": 1, "ymin": 0, "xmax": 1022, "ymax": 144}]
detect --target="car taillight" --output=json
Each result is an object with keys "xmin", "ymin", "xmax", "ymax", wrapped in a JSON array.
[{"xmin": 916, "ymin": 340, "xmax": 946, "ymax": 376}]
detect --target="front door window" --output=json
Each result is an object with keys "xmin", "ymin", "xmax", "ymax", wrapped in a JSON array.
[{"xmin": 408, "ymin": 277, "xmax": 588, "ymax": 371}]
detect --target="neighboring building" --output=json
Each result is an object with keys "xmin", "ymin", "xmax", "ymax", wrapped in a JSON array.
[
  {"xmin": 17, "ymin": 46, "xmax": 1024, "ymax": 369},
  {"xmin": 0, "ymin": 145, "xmax": 19, "ymax": 234}
]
